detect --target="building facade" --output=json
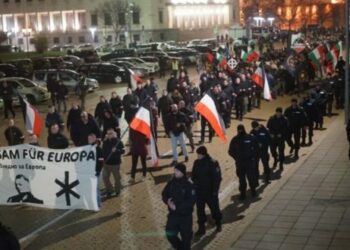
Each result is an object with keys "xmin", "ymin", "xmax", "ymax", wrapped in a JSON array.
[{"xmin": 0, "ymin": 0, "xmax": 240, "ymax": 50}]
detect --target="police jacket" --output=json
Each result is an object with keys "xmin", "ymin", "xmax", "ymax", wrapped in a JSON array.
[
  {"xmin": 191, "ymin": 155, "xmax": 221, "ymax": 196},
  {"xmin": 165, "ymin": 111, "xmax": 186, "ymax": 136},
  {"xmin": 103, "ymin": 137, "xmax": 125, "ymax": 165},
  {"xmin": 228, "ymin": 133, "xmax": 258, "ymax": 163},
  {"xmin": 250, "ymin": 125, "xmax": 271, "ymax": 150},
  {"xmin": 267, "ymin": 114, "xmax": 289, "ymax": 139},
  {"xmin": 301, "ymin": 99, "xmax": 319, "ymax": 123},
  {"xmin": 162, "ymin": 177, "xmax": 196, "ymax": 217},
  {"xmin": 47, "ymin": 132, "xmax": 69, "ymax": 149},
  {"xmin": 284, "ymin": 105, "xmax": 307, "ymax": 129}
]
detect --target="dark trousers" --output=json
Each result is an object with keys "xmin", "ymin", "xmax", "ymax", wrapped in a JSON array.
[
  {"xmin": 131, "ymin": 154, "xmax": 147, "ymax": 179},
  {"xmin": 4, "ymin": 99, "xmax": 15, "ymax": 118},
  {"xmin": 235, "ymin": 99, "xmax": 244, "ymax": 120},
  {"xmin": 223, "ymin": 110, "xmax": 231, "ymax": 128},
  {"xmin": 287, "ymin": 128, "xmax": 301, "ymax": 151},
  {"xmin": 327, "ymin": 99, "xmax": 333, "ymax": 116},
  {"xmin": 236, "ymin": 161, "xmax": 258, "ymax": 195},
  {"xmin": 259, "ymin": 148, "xmax": 270, "ymax": 179},
  {"xmin": 166, "ymin": 215, "xmax": 192, "ymax": 250},
  {"xmin": 196, "ymin": 194, "xmax": 222, "ymax": 226},
  {"xmin": 302, "ymin": 122, "xmax": 313, "ymax": 144},
  {"xmin": 200, "ymin": 117, "xmax": 213, "ymax": 142},
  {"xmin": 270, "ymin": 137, "xmax": 285, "ymax": 163}
]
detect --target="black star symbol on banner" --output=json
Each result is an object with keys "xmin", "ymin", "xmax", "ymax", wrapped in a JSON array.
[{"xmin": 55, "ymin": 171, "xmax": 80, "ymax": 206}]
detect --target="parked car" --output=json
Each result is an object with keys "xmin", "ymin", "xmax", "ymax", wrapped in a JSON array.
[
  {"xmin": 32, "ymin": 69, "xmax": 99, "ymax": 92},
  {"xmin": 0, "ymin": 64, "xmax": 18, "ymax": 77},
  {"xmin": 186, "ymin": 45, "xmax": 212, "ymax": 54},
  {"xmin": 71, "ymin": 50, "xmax": 100, "ymax": 63},
  {"xmin": 31, "ymin": 57, "xmax": 51, "ymax": 70},
  {"xmin": 100, "ymin": 49, "xmax": 137, "ymax": 61},
  {"xmin": 6, "ymin": 59, "xmax": 33, "ymax": 78},
  {"xmin": 0, "ymin": 77, "xmax": 50, "ymax": 104},
  {"xmin": 110, "ymin": 60, "xmax": 148, "ymax": 78},
  {"xmin": 77, "ymin": 63, "xmax": 128, "ymax": 84},
  {"xmin": 62, "ymin": 55, "xmax": 83, "ymax": 69},
  {"xmin": 118, "ymin": 57, "xmax": 159, "ymax": 73},
  {"xmin": 76, "ymin": 43, "xmax": 95, "ymax": 51}
]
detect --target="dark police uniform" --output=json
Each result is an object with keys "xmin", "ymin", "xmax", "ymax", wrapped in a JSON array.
[
  {"xmin": 162, "ymin": 177, "xmax": 196, "ymax": 250},
  {"xmin": 267, "ymin": 114, "xmax": 289, "ymax": 169},
  {"xmin": 250, "ymin": 125, "xmax": 271, "ymax": 182},
  {"xmin": 301, "ymin": 97, "xmax": 318, "ymax": 145},
  {"xmin": 191, "ymin": 155, "xmax": 222, "ymax": 230},
  {"xmin": 228, "ymin": 132, "xmax": 259, "ymax": 199},
  {"xmin": 284, "ymin": 104, "xmax": 307, "ymax": 158}
]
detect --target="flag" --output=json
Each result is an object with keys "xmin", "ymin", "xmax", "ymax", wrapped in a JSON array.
[
  {"xmin": 128, "ymin": 69, "xmax": 143, "ymax": 90},
  {"xmin": 308, "ymin": 45, "xmax": 324, "ymax": 70},
  {"xmin": 242, "ymin": 50, "xmax": 260, "ymax": 63},
  {"xmin": 263, "ymin": 73, "xmax": 272, "ymax": 100},
  {"xmin": 207, "ymin": 52, "xmax": 214, "ymax": 63},
  {"xmin": 328, "ymin": 48, "xmax": 338, "ymax": 71},
  {"xmin": 22, "ymin": 98, "xmax": 43, "ymax": 137},
  {"xmin": 195, "ymin": 94, "xmax": 227, "ymax": 143},
  {"xmin": 130, "ymin": 107, "xmax": 158, "ymax": 167},
  {"xmin": 335, "ymin": 41, "xmax": 343, "ymax": 58},
  {"xmin": 251, "ymin": 67, "xmax": 264, "ymax": 88},
  {"xmin": 292, "ymin": 44, "xmax": 305, "ymax": 54}
]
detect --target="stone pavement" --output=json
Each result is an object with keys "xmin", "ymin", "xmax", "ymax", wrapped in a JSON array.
[{"xmin": 206, "ymin": 113, "xmax": 350, "ymax": 250}]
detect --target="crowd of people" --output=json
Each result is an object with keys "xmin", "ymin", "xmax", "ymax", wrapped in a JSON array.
[{"xmin": 1, "ymin": 33, "xmax": 350, "ymax": 250}]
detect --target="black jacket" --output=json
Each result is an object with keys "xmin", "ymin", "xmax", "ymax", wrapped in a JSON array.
[
  {"xmin": 284, "ymin": 105, "xmax": 307, "ymax": 130},
  {"xmin": 250, "ymin": 125, "xmax": 271, "ymax": 150},
  {"xmin": 347, "ymin": 119, "xmax": 350, "ymax": 142},
  {"xmin": 56, "ymin": 84, "xmax": 68, "ymax": 100},
  {"xmin": 158, "ymin": 95, "xmax": 173, "ymax": 116},
  {"xmin": 1, "ymin": 85, "xmax": 14, "ymax": 100},
  {"xmin": 267, "ymin": 114, "xmax": 289, "ymax": 139},
  {"xmin": 94, "ymin": 101, "xmax": 111, "ymax": 120},
  {"xmin": 4, "ymin": 126, "xmax": 24, "ymax": 146},
  {"xmin": 165, "ymin": 111, "xmax": 187, "ymax": 136},
  {"xmin": 76, "ymin": 117, "xmax": 101, "ymax": 146},
  {"xmin": 162, "ymin": 177, "xmax": 196, "ymax": 217},
  {"xmin": 47, "ymin": 133, "xmax": 69, "ymax": 149},
  {"xmin": 192, "ymin": 155, "xmax": 221, "ymax": 197},
  {"xmin": 102, "ymin": 138, "xmax": 125, "ymax": 165},
  {"xmin": 228, "ymin": 133, "xmax": 259, "ymax": 163},
  {"xmin": 109, "ymin": 97, "xmax": 123, "ymax": 118}
]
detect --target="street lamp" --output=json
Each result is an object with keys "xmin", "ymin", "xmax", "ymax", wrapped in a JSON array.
[
  {"xmin": 89, "ymin": 27, "xmax": 97, "ymax": 43},
  {"xmin": 22, "ymin": 28, "xmax": 32, "ymax": 54},
  {"xmin": 126, "ymin": 2, "xmax": 134, "ymax": 48}
]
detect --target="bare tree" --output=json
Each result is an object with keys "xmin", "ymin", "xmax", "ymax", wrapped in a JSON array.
[{"xmin": 96, "ymin": 0, "xmax": 128, "ymax": 42}]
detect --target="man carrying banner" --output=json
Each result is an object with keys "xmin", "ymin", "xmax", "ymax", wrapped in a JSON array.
[
  {"xmin": 4, "ymin": 119, "xmax": 24, "ymax": 146},
  {"xmin": 102, "ymin": 128, "xmax": 125, "ymax": 197}
]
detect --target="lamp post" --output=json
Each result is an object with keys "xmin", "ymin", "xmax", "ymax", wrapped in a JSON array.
[
  {"xmin": 22, "ymin": 28, "xmax": 32, "ymax": 55},
  {"xmin": 126, "ymin": 2, "xmax": 134, "ymax": 48}
]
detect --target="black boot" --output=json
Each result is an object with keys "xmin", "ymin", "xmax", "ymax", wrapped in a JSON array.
[
  {"xmin": 279, "ymin": 162, "xmax": 284, "ymax": 171},
  {"xmin": 195, "ymin": 225, "xmax": 206, "ymax": 237},
  {"xmin": 251, "ymin": 188, "xmax": 257, "ymax": 197},
  {"xmin": 239, "ymin": 192, "xmax": 246, "ymax": 201},
  {"xmin": 273, "ymin": 157, "xmax": 278, "ymax": 168},
  {"xmin": 308, "ymin": 137, "xmax": 313, "ymax": 146},
  {"xmin": 294, "ymin": 149, "xmax": 299, "ymax": 159},
  {"xmin": 216, "ymin": 221, "xmax": 222, "ymax": 233}
]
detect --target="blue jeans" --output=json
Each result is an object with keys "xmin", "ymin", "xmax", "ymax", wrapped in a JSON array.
[{"xmin": 170, "ymin": 132, "xmax": 188, "ymax": 161}]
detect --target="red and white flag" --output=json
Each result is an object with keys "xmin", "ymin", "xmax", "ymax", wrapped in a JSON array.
[
  {"xmin": 23, "ymin": 99, "xmax": 43, "ymax": 137},
  {"xmin": 252, "ymin": 67, "xmax": 264, "ymax": 88},
  {"xmin": 252, "ymin": 66, "xmax": 272, "ymax": 100},
  {"xmin": 195, "ymin": 94, "xmax": 227, "ymax": 143},
  {"xmin": 130, "ymin": 107, "xmax": 158, "ymax": 167},
  {"xmin": 129, "ymin": 69, "xmax": 143, "ymax": 90}
]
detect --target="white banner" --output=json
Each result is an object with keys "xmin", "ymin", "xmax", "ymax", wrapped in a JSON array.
[{"xmin": 0, "ymin": 144, "xmax": 99, "ymax": 211}]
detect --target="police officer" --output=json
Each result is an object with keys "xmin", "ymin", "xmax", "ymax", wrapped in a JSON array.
[
  {"xmin": 267, "ymin": 107, "xmax": 289, "ymax": 170},
  {"xmin": 191, "ymin": 146, "xmax": 222, "ymax": 236},
  {"xmin": 284, "ymin": 99, "xmax": 307, "ymax": 159},
  {"xmin": 234, "ymin": 78, "xmax": 245, "ymax": 121},
  {"xmin": 228, "ymin": 125, "xmax": 259, "ymax": 200},
  {"xmin": 250, "ymin": 121, "xmax": 271, "ymax": 183},
  {"xmin": 300, "ymin": 95, "xmax": 317, "ymax": 146},
  {"xmin": 162, "ymin": 163, "xmax": 196, "ymax": 250}
]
